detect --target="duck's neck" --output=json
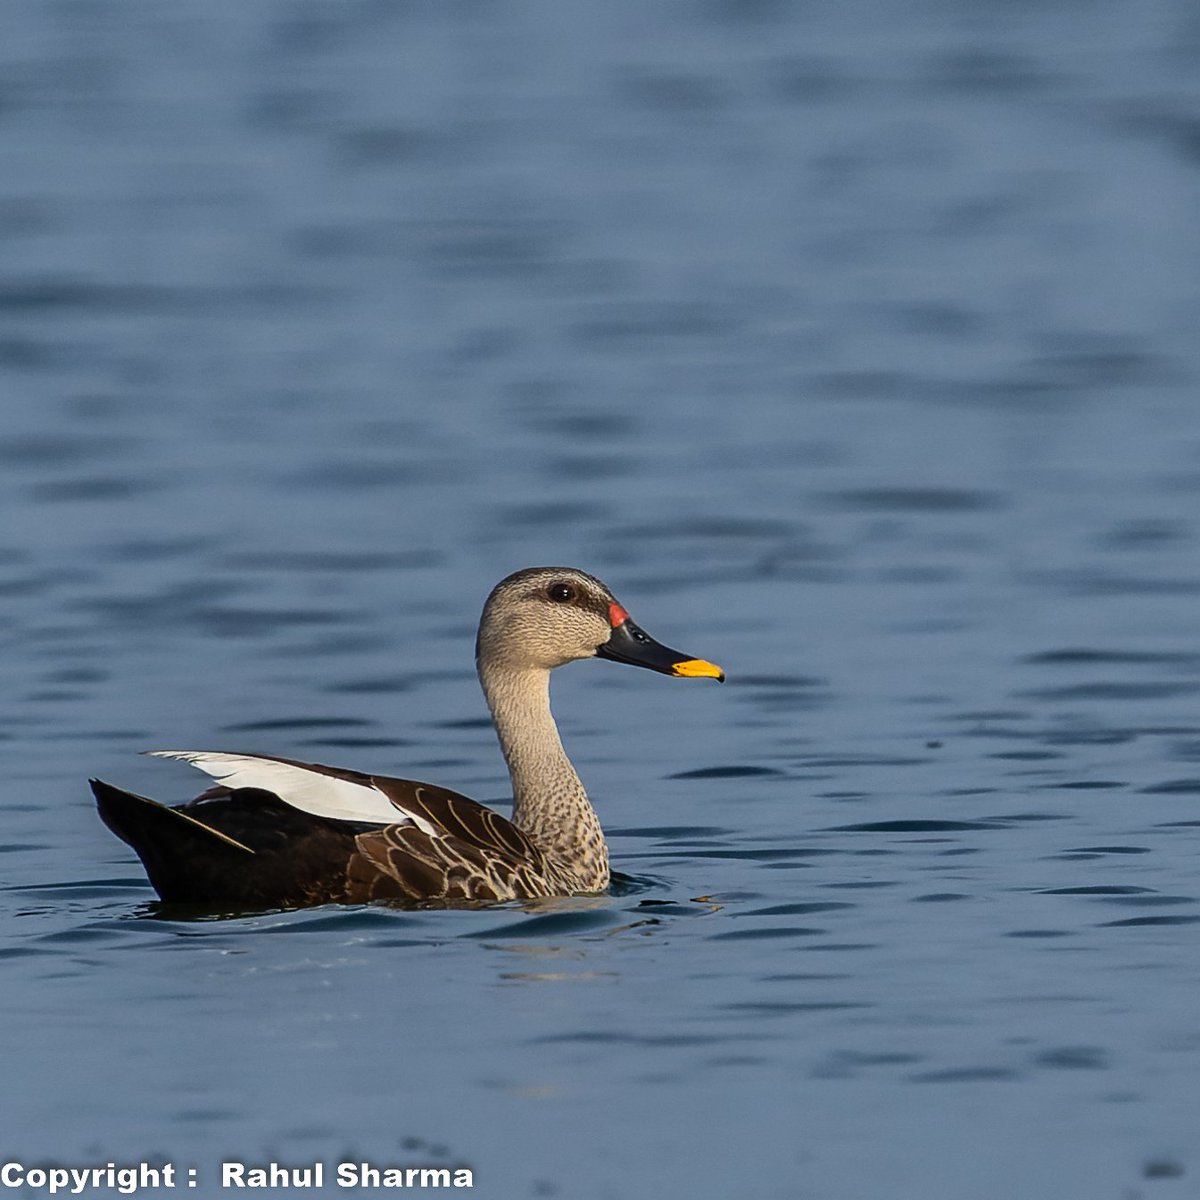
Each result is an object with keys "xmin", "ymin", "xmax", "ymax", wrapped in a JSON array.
[{"xmin": 478, "ymin": 664, "xmax": 609, "ymax": 890}]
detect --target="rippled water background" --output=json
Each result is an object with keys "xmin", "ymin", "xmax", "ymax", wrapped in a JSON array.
[{"xmin": 4, "ymin": 2, "xmax": 1200, "ymax": 1198}]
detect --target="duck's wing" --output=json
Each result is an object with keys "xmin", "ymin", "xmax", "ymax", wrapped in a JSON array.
[
  {"xmin": 350, "ymin": 775, "xmax": 552, "ymax": 902},
  {"xmin": 148, "ymin": 750, "xmax": 552, "ymax": 902},
  {"xmin": 147, "ymin": 750, "xmax": 439, "ymax": 831}
]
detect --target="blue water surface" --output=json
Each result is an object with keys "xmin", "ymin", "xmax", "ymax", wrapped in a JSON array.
[{"xmin": 3, "ymin": 2, "xmax": 1200, "ymax": 1197}]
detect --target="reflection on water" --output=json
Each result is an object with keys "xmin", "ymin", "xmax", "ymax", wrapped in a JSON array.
[{"xmin": 3, "ymin": 0, "xmax": 1200, "ymax": 1197}]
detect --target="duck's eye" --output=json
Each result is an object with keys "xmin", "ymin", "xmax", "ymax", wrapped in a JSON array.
[{"xmin": 548, "ymin": 582, "xmax": 576, "ymax": 603}]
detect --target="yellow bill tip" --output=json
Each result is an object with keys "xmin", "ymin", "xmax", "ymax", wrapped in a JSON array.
[{"xmin": 672, "ymin": 658, "xmax": 725, "ymax": 682}]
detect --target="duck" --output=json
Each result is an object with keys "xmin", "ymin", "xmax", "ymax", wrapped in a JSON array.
[{"xmin": 92, "ymin": 566, "xmax": 724, "ymax": 908}]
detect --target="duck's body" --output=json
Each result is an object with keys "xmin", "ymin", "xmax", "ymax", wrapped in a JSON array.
[
  {"xmin": 93, "ymin": 755, "xmax": 582, "ymax": 907},
  {"xmin": 92, "ymin": 567, "xmax": 723, "ymax": 908}
]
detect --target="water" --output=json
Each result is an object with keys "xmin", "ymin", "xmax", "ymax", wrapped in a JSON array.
[{"xmin": 3, "ymin": 1, "xmax": 1200, "ymax": 1197}]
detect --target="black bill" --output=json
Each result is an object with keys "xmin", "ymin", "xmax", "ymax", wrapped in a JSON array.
[{"xmin": 596, "ymin": 618, "xmax": 724, "ymax": 681}]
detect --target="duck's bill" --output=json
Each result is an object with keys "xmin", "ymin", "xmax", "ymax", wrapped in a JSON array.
[{"xmin": 596, "ymin": 618, "xmax": 725, "ymax": 682}]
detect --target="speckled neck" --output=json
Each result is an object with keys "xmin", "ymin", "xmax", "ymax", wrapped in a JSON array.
[{"xmin": 477, "ymin": 663, "xmax": 609, "ymax": 891}]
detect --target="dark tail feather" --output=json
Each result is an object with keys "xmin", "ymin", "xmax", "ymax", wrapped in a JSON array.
[{"xmin": 91, "ymin": 778, "xmax": 253, "ymax": 903}]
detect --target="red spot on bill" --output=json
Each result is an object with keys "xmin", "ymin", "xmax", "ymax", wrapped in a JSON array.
[{"xmin": 608, "ymin": 602, "xmax": 630, "ymax": 628}]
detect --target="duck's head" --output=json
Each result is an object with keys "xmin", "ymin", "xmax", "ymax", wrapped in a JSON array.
[{"xmin": 477, "ymin": 566, "xmax": 725, "ymax": 681}]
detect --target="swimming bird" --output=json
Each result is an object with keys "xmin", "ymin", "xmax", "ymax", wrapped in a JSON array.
[{"xmin": 92, "ymin": 567, "xmax": 724, "ymax": 908}]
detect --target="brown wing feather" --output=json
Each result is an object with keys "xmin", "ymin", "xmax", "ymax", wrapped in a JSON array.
[
  {"xmin": 179, "ymin": 753, "xmax": 564, "ymax": 903},
  {"xmin": 349, "ymin": 827, "xmax": 463, "ymax": 901},
  {"xmin": 350, "ymin": 823, "xmax": 541, "ymax": 903},
  {"xmin": 216, "ymin": 753, "xmax": 534, "ymax": 854},
  {"xmin": 369, "ymin": 776, "xmax": 545, "ymax": 862}
]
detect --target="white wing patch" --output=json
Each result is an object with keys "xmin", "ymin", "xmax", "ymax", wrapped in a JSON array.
[{"xmin": 146, "ymin": 750, "xmax": 438, "ymax": 836}]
